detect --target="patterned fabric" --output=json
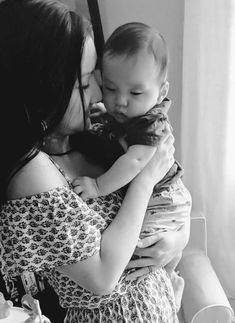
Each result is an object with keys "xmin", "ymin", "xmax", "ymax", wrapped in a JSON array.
[
  {"xmin": 64, "ymin": 269, "xmax": 176, "ymax": 322},
  {"xmin": 0, "ymin": 186, "xmax": 103, "ymax": 276},
  {"xmin": 142, "ymin": 178, "xmax": 192, "ymax": 237},
  {"xmin": 0, "ymin": 159, "xmax": 179, "ymax": 322}
]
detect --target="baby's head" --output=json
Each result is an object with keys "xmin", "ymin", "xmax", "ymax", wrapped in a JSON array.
[{"xmin": 102, "ymin": 22, "xmax": 169, "ymax": 123}]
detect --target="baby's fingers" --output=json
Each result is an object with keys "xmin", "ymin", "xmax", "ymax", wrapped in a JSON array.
[
  {"xmin": 72, "ymin": 177, "xmax": 83, "ymax": 187},
  {"xmin": 161, "ymin": 123, "xmax": 174, "ymax": 143},
  {"xmin": 73, "ymin": 185, "xmax": 83, "ymax": 195},
  {"xmin": 90, "ymin": 102, "xmax": 106, "ymax": 119}
]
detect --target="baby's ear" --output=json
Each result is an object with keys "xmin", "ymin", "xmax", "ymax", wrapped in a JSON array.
[{"xmin": 157, "ymin": 81, "xmax": 169, "ymax": 104}]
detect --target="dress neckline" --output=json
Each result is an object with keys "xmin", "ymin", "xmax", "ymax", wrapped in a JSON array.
[{"xmin": 48, "ymin": 148, "xmax": 74, "ymax": 156}]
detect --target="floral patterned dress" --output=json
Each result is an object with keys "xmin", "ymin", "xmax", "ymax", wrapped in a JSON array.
[{"xmin": 0, "ymin": 159, "xmax": 178, "ymax": 323}]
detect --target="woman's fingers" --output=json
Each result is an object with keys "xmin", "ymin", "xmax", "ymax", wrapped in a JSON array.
[
  {"xmin": 125, "ymin": 267, "xmax": 149, "ymax": 281},
  {"xmin": 134, "ymin": 244, "xmax": 161, "ymax": 259},
  {"xmin": 161, "ymin": 124, "xmax": 175, "ymax": 146},
  {"xmin": 126, "ymin": 257, "xmax": 154, "ymax": 269},
  {"xmin": 126, "ymin": 266, "xmax": 158, "ymax": 281},
  {"xmin": 137, "ymin": 234, "xmax": 161, "ymax": 248},
  {"xmin": 159, "ymin": 124, "xmax": 175, "ymax": 169}
]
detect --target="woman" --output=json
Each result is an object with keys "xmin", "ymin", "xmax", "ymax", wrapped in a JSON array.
[{"xmin": 0, "ymin": 0, "xmax": 189, "ymax": 322}]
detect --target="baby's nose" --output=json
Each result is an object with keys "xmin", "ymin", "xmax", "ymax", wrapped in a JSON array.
[{"xmin": 115, "ymin": 93, "xmax": 127, "ymax": 107}]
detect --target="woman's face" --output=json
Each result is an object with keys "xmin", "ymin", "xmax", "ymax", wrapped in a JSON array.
[{"xmin": 59, "ymin": 37, "xmax": 102, "ymax": 135}]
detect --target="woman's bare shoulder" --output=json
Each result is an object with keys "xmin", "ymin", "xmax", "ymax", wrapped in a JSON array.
[{"xmin": 7, "ymin": 152, "xmax": 68, "ymax": 200}]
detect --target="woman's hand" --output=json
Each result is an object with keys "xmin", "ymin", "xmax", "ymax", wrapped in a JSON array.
[
  {"xmin": 125, "ymin": 219, "xmax": 190, "ymax": 280},
  {"xmin": 135, "ymin": 123, "xmax": 175, "ymax": 188}
]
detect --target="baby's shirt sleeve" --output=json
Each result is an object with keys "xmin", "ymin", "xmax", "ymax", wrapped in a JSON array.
[
  {"xmin": 1, "ymin": 186, "xmax": 107, "ymax": 276},
  {"xmin": 126, "ymin": 109, "xmax": 168, "ymax": 147},
  {"xmin": 122, "ymin": 99, "xmax": 172, "ymax": 147}
]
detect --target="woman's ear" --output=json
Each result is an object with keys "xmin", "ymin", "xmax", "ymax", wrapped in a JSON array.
[{"xmin": 157, "ymin": 81, "xmax": 169, "ymax": 104}]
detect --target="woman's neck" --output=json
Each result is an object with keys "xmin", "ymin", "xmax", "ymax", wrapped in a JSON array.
[{"xmin": 42, "ymin": 134, "xmax": 72, "ymax": 156}]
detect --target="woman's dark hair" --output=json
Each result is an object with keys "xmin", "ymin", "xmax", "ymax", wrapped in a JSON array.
[
  {"xmin": 102, "ymin": 22, "xmax": 169, "ymax": 83},
  {"xmin": 0, "ymin": 0, "xmax": 92, "ymax": 203}
]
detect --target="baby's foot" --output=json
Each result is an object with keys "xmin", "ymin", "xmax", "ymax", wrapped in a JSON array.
[{"xmin": 171, "ymin": 271, "xmax": 185, "ymax": 312}]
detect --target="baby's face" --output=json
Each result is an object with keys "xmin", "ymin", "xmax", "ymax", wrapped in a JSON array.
[{"xmin": 102, "ymin": 49, "xmax": 163, "ymax": 123}]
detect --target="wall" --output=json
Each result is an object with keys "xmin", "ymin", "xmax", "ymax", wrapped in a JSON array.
[{"xmin": 98, "ymin": 0, "xmax": 184, "ymax": 160}]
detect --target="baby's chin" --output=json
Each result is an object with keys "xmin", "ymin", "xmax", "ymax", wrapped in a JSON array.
[{"xmin": 113, "ymin": 113, "xmax": 128, "ymax": 124}]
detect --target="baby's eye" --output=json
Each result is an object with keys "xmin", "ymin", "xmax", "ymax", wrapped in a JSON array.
[
  {"xmin": 104, "ymin": 85, "xmax": 115, "ymax": 92},
  {"xmin": 131, "ymin": 91, "xmax": 142, "ymax": 96}
]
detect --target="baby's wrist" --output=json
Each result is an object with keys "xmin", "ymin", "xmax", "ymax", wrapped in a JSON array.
[
  {"xmin": 93, "ymin": 178, "xmax": 101, "ymax": 196},
  {"xmin": 95, "ymin": 177, "xmax": 103, "ymax": 196},
  {"xmin": 132, "ymin": 176, "xmax": 154, "ymax": 195}
]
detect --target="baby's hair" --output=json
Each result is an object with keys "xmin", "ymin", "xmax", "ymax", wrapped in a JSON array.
[{"xmin": 103, "ymin": 22, "xmax": 169, "ymax": 83}]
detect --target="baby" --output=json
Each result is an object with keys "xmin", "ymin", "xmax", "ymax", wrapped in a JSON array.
[{"xmin": 73, "ymin": 22, "xmax": 192, "ymax": 311}]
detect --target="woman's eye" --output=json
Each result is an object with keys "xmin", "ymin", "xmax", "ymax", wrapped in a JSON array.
[{"xmin": 82, "ymin": 84, "xmax": 90, "ymax": 90}]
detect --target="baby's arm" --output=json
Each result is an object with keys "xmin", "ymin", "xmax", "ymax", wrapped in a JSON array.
[{"xmin": 73, "ymin": 144, "xmax": 156, "ymax": 199}]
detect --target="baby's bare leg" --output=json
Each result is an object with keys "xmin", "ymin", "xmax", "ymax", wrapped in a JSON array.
[
  {"xmin": 165, "ymin": 253, "xmax": 184, "ymax": 312},
  {"xmin": 165, "ymin": 252, "xmax": 182, "ymax": 274}
]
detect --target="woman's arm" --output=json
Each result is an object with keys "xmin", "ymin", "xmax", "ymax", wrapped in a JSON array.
[
  {"xmin": 59, "ymin": 126, "xmax": 175, "ymax": 295},
  {"xmin": 73, "ymin": 144, "xmax": 156, "ymax": 199}
]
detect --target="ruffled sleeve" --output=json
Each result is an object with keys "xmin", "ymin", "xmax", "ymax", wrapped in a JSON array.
[{"xmin": 0, "ymin": 186, "xmax": 106, "ymax": 276}]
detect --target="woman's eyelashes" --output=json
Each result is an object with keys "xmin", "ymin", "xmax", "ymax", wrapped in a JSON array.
[
  {"xmin": 82, "ymin": 83, "xmax": 90, "ymax": 90},
  {"xmin": 81, "ymin": 71, "xmax": 96, "ymax": 91}
]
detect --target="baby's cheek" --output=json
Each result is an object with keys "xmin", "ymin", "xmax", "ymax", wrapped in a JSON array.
[{"xmin": 103, "ymin": 97, "xmax": 113, "ymax": 111}]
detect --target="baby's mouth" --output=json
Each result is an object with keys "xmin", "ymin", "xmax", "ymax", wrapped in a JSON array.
[{"xmin": 113, "ymin": 112, "xmax": 127, "ymax": 123}]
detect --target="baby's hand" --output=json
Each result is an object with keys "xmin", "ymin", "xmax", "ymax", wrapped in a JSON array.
[
  {"xmin": 72, "ymin": 176, "xmax": 100, "ymax": 199},
  {"xmin": 90, "ymin": 102, "xmax": 106, "ymax": 123}
]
